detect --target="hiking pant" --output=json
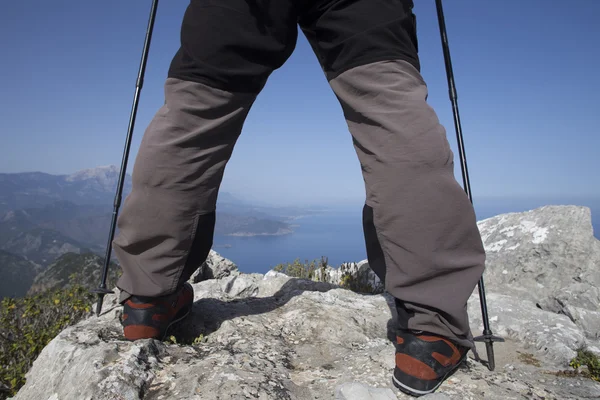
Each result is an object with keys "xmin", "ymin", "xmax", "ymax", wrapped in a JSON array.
[{"xmin": 113, "ymin": 0, "xmax": 486, "ymax": 349}]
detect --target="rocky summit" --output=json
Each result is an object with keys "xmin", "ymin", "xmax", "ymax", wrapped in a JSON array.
[{"xmin": 9, "ymin": 205, "xmax": 600, "ymax": 400}]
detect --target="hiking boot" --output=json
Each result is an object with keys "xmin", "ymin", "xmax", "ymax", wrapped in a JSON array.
[
  {"xmin": 121, "ymin": 282, "xmax": 194, "ymax": 341},
  {"xmin": 392, "ymin": 330, "xmax": 469, "ymax": 397}
]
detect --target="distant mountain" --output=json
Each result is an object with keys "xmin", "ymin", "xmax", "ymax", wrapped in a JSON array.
[
  {"xmin": 0, "ymin": 166, "xmax": 310, "ymax": 270},
  {"xmin": 0, "ymin": 227, "xmax": 91, "ymax": 267},
  {"xmin": 0, "ymin": 251, "xmax": 120, "ymax": 299},
  {"xmin": 0, "ymin": 201, "xmax": 110, "ymax": 253},
  {"xmin": 28, "ymin": 252, "xmax": 120, "ymax": 296},
  {"xmin": 0, "ymin": 250, "xmax": 41, "ymax": 298},
  {"xmin": 0, "ymin": 166, "xmax": 315, "ymax": 300},
  {"xmin": 0, "ymin": 165, "xmax": 132, "ymax": 213},
  {"xmin": 0, "ymin": 165, "xmax": 314, "ymax": 220},
  {"xmin": 65, "ymin": 165, "xmax": 127, "ymax": 193}
]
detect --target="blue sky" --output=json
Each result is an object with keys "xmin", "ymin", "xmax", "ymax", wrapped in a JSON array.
[{"xmin": 0, "ymin": 0, "xmax": 598, "ymax": 207}]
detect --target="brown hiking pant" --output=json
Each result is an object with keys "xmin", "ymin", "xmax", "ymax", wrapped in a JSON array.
[{"xmin": 113, "ymin": 0, "xmax": 486, "ymax": 349}]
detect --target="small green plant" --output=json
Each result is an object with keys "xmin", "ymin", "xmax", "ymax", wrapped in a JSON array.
[
  {"xmin": 0, "ymin": 282, "xmax": 95, "ymax": 399},
  {"xmin": 165, "ymin": 335, "xmax": 178, "ymax": 345},
  {"xmin": 163, "ymin": 332, "xmax": 205, "ymax": 347},
  {"xmin": 192, "ymin": 334, "xmax": 205, "ymax": 346},
  {"xmin": 569, "ymin": 348, "xmax": 600, "ymax": 381}
]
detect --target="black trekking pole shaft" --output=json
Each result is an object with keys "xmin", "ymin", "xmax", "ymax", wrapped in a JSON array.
[
  {"xmin": 93, "ymin": 0, "xmax": 160, "ymax": 317},
  {"xmin": 434, "ymin": 0, "xmax": 503, "ymax": 371}
]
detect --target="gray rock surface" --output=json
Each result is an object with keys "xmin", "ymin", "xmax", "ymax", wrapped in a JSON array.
[
  {"xmin": 476, "ymin": 206, "xmax": 600, "ymax": 340},
  {"xmin": 537, "ymin": 286, "xmax": 600, "ymax": 341},
  {"xmin": 468, "ymin": 293, "xmax": 595, "ymax": 365},
  {"xmin": 335, "ymin": 382, "xmax": 398, "ymax": 399},
  {"xmin": 9, "ymin": 206, "xmax": 600, "ymax": 400},
  {"xmin": 419, "ymin": 395, "xmax": 451, "ymax": 400},
  {"xmin": 191, "ymin": 250, "xmax": 239, "ymax": 282}
]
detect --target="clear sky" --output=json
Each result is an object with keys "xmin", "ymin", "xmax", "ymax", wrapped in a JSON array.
[{"xmin": 0, "ymin": 0, "xmax": 598, "ymax": 206}]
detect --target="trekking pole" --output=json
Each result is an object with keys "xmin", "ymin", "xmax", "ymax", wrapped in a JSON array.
[
  {"xmin": 92, "ymin": 0, "xmax": 160, "ymax": 317},
  {"xmin": 434, "ymin": 0, "xmax": 504, "ymax": 371}
]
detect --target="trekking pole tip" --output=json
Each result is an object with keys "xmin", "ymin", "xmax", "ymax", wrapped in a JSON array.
[
  {"xmin": 485, "ymin": 342, "xmax": 496, "ymax": 371},
  {"xmin": 473, "ymin": 331, "xmax": 505, "ymax": 371},
  {"xmin": 95, "ymin": 295, "xmax": 104, "ymax": 317},
  {"xmin": 91, "ymin": 286, "xmax": 115, "ymax": 317}
]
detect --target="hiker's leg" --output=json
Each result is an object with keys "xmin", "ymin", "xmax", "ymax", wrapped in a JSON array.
[
  {"xmin": 299, "ymin": 0, "xmax": 485, "ymax": 349},
  {"xmin": 113, "ymin": 0, "xmax": 298, "ymax": 303}
]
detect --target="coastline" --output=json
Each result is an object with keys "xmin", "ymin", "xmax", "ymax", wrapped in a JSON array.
[{"xmin": 225, "ymin": 228, "xmax": 295, "ymax": 237}]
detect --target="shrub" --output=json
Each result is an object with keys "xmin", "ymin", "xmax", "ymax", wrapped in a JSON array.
[
  {"xmin": 273, "ymin": 257, "xmax": 326, "ymax": 280},
  {"xmin": 339, "ymin": 271, "xmax": 375, "ymax": 294},
  {"xmin": 273, "ymin": 257, "xmax": 379, "ymax": 294},
  {"xmin": 570, "ymin": 348, "xmax": 600, "ymax": 381},
  {"xmin": 0, "ymin": 282, "xmax": 95, "ymax": 399}
]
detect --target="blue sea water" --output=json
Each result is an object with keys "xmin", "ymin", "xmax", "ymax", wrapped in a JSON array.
[
  {"xmin": 213, "ymin": 210, "xmax": 367, "ymax": 274},
  {"xmin": 213, "ymin": 199, "xmax": 600, "ymax": 275}
]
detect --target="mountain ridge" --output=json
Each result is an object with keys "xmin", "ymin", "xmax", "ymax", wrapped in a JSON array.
[
  {"xmin": 27, "ymin": 252, "xmax": 121, "ymax": 296},
  {"xmin": 0, "ymin": 250, "xmax": 40, "ymax": 299},
  {"xmin": 0, "ymin": 166, "xmax": 303, "ymax": 292},
  {"xmin": 0, "ymin": 165, "xmax": 132, "ymax": 212}
]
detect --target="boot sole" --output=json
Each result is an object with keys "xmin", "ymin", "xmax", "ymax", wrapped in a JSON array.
[{"xmin": 392, "ymin": 353, "xmax": 468, "ymax": 397}]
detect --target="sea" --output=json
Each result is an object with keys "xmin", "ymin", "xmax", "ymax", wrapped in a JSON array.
[{"xmin": 212, "ymin": 198, "xmax": 600, "ymax": 275}]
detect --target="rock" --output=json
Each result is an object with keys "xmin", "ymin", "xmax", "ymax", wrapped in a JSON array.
[
  {"xmin": 477, "ymin": 205, "xmax": 600, "ymax": 338},
  {"xmin": 9, "ymin": 205, "xmax": 600, "ymax": 400},
  {"xmin": 11, "ymin": 270, "xmax": 600, "ymax": 400},
  {"xmin": 537, "ymin": 286, "xmax": 600, "ymax": 341},
  {"xmin": 334, "ymin": 382, "xmax": 397, "ymax": 399},
  {"xmin": 191, "ymin": 250, "xmax": 239, "ymax": 283},
  {"xmin": 467, "ymin": 293, "xmax": 591, "ymax": 365},
  {"xmin": 420, "ymin": 394, "xmax": 451, "ymax": 400}
]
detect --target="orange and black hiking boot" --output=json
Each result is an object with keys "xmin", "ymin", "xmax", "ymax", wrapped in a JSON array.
[
  {"xmin": 393, "ymin": 329, "xmax": 469, "ymax": 397},
  {"xmin": 120, "ymin": 282, "xmax": 194, "ymax": 341}
]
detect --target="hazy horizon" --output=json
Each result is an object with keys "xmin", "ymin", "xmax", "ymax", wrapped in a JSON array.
[{"xmin": 2, "ymin": 163, "xmax": 599, "ymax": 211}]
